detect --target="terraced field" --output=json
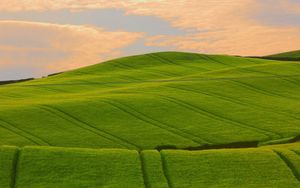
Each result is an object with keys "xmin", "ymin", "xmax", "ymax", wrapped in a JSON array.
[
  {"xmin": 1, "ymin": 143, "xmax": 300, "ymax": 187},
  {"xmin": 0, "ymin": 51, "xmax": 300, "ymax": 187}
]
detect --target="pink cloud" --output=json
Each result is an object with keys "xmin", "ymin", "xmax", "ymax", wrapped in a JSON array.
[
  {"xmin": 0, "ymin": 0, "xmax": 299, "ymax": 57},
  {"xmin": 0, "ymin": 21, "xmax": 143, "ymax": 77}
]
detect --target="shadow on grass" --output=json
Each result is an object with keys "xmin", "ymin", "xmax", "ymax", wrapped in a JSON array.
[
  {"xmin": 156, "ymin": 134, "xmax": 300, "ymax": 151},
  {"xmin": 0, "ymin": 78, "xmax": 34, "ymax": 86}
]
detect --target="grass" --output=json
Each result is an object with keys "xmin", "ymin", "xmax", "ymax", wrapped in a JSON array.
[
  {"xmin": 0, "ymin": 146, "xmax": 18, "ymax": 188},
  {"xmin": 16, "ymin": 147, "xmax": 144, "ymax": 188},
  {"xmin": 0, "ymin": 143, "xmax": 300, "ymax": 187},
  {"xmin": 162, "ymin": 145, "xmax": 300, "ymax": 188},
  {"xmin": 264, "ymin": 50, "xmax": 300, "ymax": 61},
  {"xmin": 0, "ymin": 51, "xmax": 300, "ymax": 187},
  {"xmin": 0, "ymin": 52, "xmax": 299, "ymax": 150}
]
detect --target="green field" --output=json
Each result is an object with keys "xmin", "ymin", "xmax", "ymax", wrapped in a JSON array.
[
  {"xmin": 1, "ymin": 143, "xmax": 300, "ymax": 187},
  {"xmin": 0, "ymin": 51, "xmax": 300, "ymax": 187},
  {"xmin": 265, "ymin": 50, "xmax": 300, "ymax": 61}
]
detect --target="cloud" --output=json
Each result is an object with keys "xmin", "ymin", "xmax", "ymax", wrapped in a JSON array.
[
  {"xmin": 0, "ymin": 21, "xmax": 143, "ymax": 79},
  {"xmin": 1, "ymin": 0, "xmax": 300, "ymax": 78},
  {"xmin": 127, "ymin": 0, "xmax": 300, "ymax": 56},
  {"xmin": 0, "ymin": 0, "xmax": 152, "ymax": 11}
]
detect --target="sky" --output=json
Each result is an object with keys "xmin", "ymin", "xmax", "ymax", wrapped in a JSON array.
[{"xmin": 0, "ymin": 0, "xmax": 300, "ymax": 80}]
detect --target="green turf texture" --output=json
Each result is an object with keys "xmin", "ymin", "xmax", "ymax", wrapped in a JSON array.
[
  {"xmin": 1, "ymin": 144, "xmax": 300, "ymax": 188},
  {"xmin": 0, "ymin": 146, "xmax": 18, "ymax": 188},
  {"xmin": 0, "ymin": 52, "xmax": 299, "ymax": 150},
  {"xmin": 15, "ymin": 147, "xmax": 144, "ymax": 188},
  {"xmin": 265, "ymin": 50, "xmax": 300, "ymax": 61},
  {"xmin": 0, "ymin": 51, "xmax": 300, "ymax": 187}
]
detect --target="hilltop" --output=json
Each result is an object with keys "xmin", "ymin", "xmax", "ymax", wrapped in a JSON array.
[{"xmin": 264, "ymin": 50, "xmax": 300, "ymax": 61}]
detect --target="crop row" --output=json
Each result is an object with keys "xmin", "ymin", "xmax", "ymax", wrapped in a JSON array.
[{"xmin": 1, "ymin": 144, "xmax": 300, "ymax": 188}]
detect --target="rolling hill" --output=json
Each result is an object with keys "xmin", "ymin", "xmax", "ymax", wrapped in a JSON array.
[
  {"xmin": 0, "ymin": 52, "xmax": 300, "ymax": 187},
  {"xmin": 264, "ymin": 50, "xmax": 300, "ymax": 61}
]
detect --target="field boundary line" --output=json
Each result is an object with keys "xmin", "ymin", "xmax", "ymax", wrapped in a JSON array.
[
  {"xmin": 273, "ymin": 149, "xmax": 300, "ymax": 182},
  {"xmin": 39, "ymin": 105, "xmax": 139, "ymax": 150},
  {"xmin": 160, "ymin": 152, "xmax": 172, "ymax": 188},
  {"xmin": 101, "ymin": 100, "xmax": 210, "ymax": 145},
  {"xmin": 139, "ymin": 152, "xmax": 149, "ymax": 188},
  {"xmin": 10, "ymin": 148, "xmax": 21, "ymax": 188},
  {"xmin": 0, "ymin": 119, "xmax": 49, "ymax": 146},
  {"xmin": 159, "ymin": 95, "xmax": 281, "ymax": 140}
]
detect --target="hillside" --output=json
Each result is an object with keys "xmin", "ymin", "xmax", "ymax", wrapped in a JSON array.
[
  {"xmin": 0, "ymin": 52, "xmax": 300, "ymax": 187},
  {"xmin": 264, "ymin": 50, "xmax": 300, "ymax": 61},
  {"xmin": 1, "ymin": 52, "xmax": 300, "ymax": 149}
]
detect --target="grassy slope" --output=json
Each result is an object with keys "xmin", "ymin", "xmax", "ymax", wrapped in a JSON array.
[
  {"xmin": 0, "ymin": 143, "xmax": 300, "ymax": 188},
  {"xmin": 265, "ymin": 50, "xmax": 300, "ymax": 61},
  {"xmin": 1, "ymin": 52, "xmax": 300, "ymax": 187},
  {"xmin": 0, "ymin": 52, "xmax": 300, "ymax": 150}
]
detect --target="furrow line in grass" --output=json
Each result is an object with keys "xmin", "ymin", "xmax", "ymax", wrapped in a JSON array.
[
  {"xmin": 38, "ymin": 85, "xmax": 69, "ymax": 93},
  {"xmin": 114, "ymin": 59, "xmax": 176, "ymax": 78},
  {"xmin": 273, "ymin": 149, "xmax": 300, "ymax": 182},
  {"xmin": 115, "ymin": 56, "xmax": 178, "ymax": 78},
  {"xmin": 230, "ymin": 80, "xmax": 300, "ymax": 101},
  {"xmin": 102, "ymin": 99, "xmax": 205, "ymax": 144},
  {"xmin": 153, "ymin": 53, "xmax": 206, "ymax": 72},
  {"xmin": 10, "ymin": 148, "xmax": 20, "ymax": 188},
  {"xmin": 166, "ymin": 85, "xmax": 300, "ymax": 121},
  {"xmin": 111, "ymin": 61, "xmax": 135, "ymax": 70},
  {"xmin": 290, "ymin": 149, "xmax": 300, "ymax": 157},
  {"xmin": 39, "ymin": 105, "xmax": 140, "ymax": 150},
  {"xmin": 160, "ymin": 152, "xmax": 173, "ymax": 188},
  {"xmin": 158, "ymin": 95, "xmax": 281, "ymax": 140},
  {"xmin": 10, "ymin": 74, "xmax": 300, "ymax": 88},
  {"xmin": 145, "ymin": 68, "xmax": 178, "ymax": 78},
  {"xmin": 146, "ymin": 54, "xmax": 181, "ymax": 77},
  {"xmin": 101, "ymin": 100, "xmax": 210, "ymax": 145},
  {"xmin": 38, "ymin": 105, "xmax": 134, "ymax": 149},
  {"xmin": 147, "ymin": 54, "xmax": 175, "ymax": 66},
  {"xmin": 110, "ymin": 63, "xmax": 160, "ymax": 81},
  {"xmin": 243, "ymin": 58, "xmax": 263, "ymax": 64},
  {"xmin": 139, "ymin": 151, "xmax": 149, "ymax": 188},
  {"xmin": 0, "ymin": 119, "xmax": 50, "ymax": 146},
  {"xmin": 113, "ymin": 60, "xmax": 138, "ymax": 70},
  {"xmin": 0, "ymin": 121, "xmax": 39, "ymax": 145},
  {"xmin": 115, "ymin": 100, "xmax": 213, "ymax": 144},
  {"xmin": 201, "ymin": 54, "xmax": 230, "ymax": 66},
  {"xmin": 241, "ymin": 66, "xmax": 300, "ymax": 88},
  {"xmin": 154, "ymin": 53, "xmax": 210, "ymax": 72}
]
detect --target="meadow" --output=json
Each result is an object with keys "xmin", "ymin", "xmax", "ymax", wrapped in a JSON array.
[
  {"xmin": 1, "ymin": 143, "xmax": 300, "ymax": 187},
  {"xmin": 0, "ymin": 51, "xmax": 300, "ymax": 187}
]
